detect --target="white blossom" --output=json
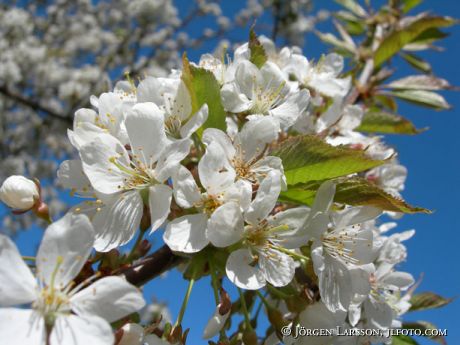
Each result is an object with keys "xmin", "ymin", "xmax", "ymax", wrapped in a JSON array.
[{"xmin": 0, "ymin": 213, "xmax": 145, "ymax": 345}]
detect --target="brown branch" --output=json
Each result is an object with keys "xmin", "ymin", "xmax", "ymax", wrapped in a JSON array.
[
  {"xmin": 120, "ymin": 244, "xmax": 184, "ymax": 287},
  {"xmin": 0, "ymin": 85, "xmax": 71, "ymax": 123}
]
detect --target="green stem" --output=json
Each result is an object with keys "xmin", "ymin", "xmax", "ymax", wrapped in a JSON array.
[
  {"xmin": 127, "ymin": 229, "xmax": 146, "ymax": 262},
  {"xmin": 237, "ymin": 288, "xmax": 253, "ymax": 331},
  {"xmin": 209, "ymin": 261, "xmax": 220, "ymax": 305},
  {"xmin": 175, "ymin": 266, "xmax": 197, "ymax": 327},
  {"xmin": 269, "ymin": 244, "xmax": 310, "ymax": 262},
  {"xmin": 22, "ymin": 256, "xmax": 36, "ymax": 261}
]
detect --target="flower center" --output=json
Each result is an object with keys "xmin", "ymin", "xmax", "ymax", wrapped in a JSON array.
[
  {"xmin": 321, "ymin": 230, "xmax": 361, "ymax": 265},
  {"xmin": 109, "ymin": 154, "xmax": 156, "ymax": 191},
  {"xmin": 164, "ymin": 115, "xmax": 182, "ymax": 139},
  {"xmin": 250, "ymin": 80, "xmax": 286, "ymax": 114},
  {"xmin": 195, "ymin": 194, "xmax": 223, "ymax": 216}
]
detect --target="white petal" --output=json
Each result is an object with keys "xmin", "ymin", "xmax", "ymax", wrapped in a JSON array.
[
  {"xmin": 71, "ymin": 276, "xmax": 145, "ymax": 323},
  {"xmin": 311, "ymin": 180, "xmax": 336, "ymax": 215},
  {"xmin": 144, "ymin": 333, "xmax": 170, "ymax": 345},
  {"xmin": 172, "ymin": 81, "xmax": 192, "ymax": 121},
  {"xmin": 381, "ymin": 271, "xmax": 414, "ymax": 291},
  {"xmin": 259, "ymin": 249, "xmax": 295, "ymax": 287},
  {"xmin": 203, "ymin": 306, "xmax": 230, "ymax": 339},
  {"xmin": 334, "ymin": 206, "xmax": 381, "ymax": 229},
  {"xmin": 315, "ymin": 252, "xmax": 352, "ymax": 312},
  {"xmin": 57, "ymin": 160, "xmax": 93, "ymax": 197},
  {"xmin": 163, "ymin": 214, "xmax": 209, "ymax": 253},
  {"xmin": 225, "ymin": 249, "xmax": 265, "ymax": 290},
  {"xmin": 50, "ymin": 315, "xmax": 114, "ymax": 345},
  {"xmin": 198, "ymin": 141, "xmax": 235, "ymax": 194},
  {"xmin": 207, "ymin": 202, "xmax": 244, "ymax": 247},
  {"xmin": 92, "ymin": 191, "xmax": 143, "ymax": 252},
  {"xmin": 137, "ymin": 77, "xmax": 165, "ymax": 104},
  {"xmin": 363, "ymin": 297, "xmax": 394, "ymax": 330},
  {"xmin": 149, "ymin": 184, "xmax": 172, "ymax": 232},
  {"xmin": 220, "ymin": 82, "xmax": 251, "ymax": 113},
  {"xmin": 172, "ymin": 165, "xmax": 201, "ymax": 208},
  {"xmin": 0, "ymin": 309, "xmax": 45, "ymax": 345},
  {"xmin": 235, "ymin": 60, "xmax": 260, "ymax": 98},
  {"xmin": 154, "ymin": 138, "xmax": 192, "ymax": 182},
  {"xmin": 202, "ymin": 128, "xmax": 236, "ymax": 160},
  {"xmin": 0, "ymin": 235, "xmax": 37, "ymax": 306},
  {"xmin": 270, "ymin": 89, "xmax": 310, "ymax": 130},
  {"xmin": 245, "ymin": 170, "xmax": 281, "ymax": 225},
  {"xmin": 180, "ymin": 104, "xmax": 208, "ymax": 138},
  {"xmin": 235, "ymin": 117, "xmax": 279, "ymax": 161},
  {"xmin": 118, "ymin": 323, "xmax": 144, "ymax": 345},
  {"xmin": 125, "ymin": 102, "xmax": 167, "ymax": 165},
  {"xmin": 268, "ymin": 207, "xmax": 310, "ymax": 249},
  {"xmin": 37, "ymin": 213, "xmax": 94, "ymax": 289},
  {"xmin": 79, "ymin": 134, "xmax": 129, "ymax": 194}
]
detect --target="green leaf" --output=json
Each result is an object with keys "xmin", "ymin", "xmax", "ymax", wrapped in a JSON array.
[
  {"xmin": 409, "ymin": 292, "xmax": 454, "ymax": 312},
  {"xmin": 387, "ymin": 89, "xmax": 451, "ymax": 110},
  {"xmin": 411, "ymin": 27, "xmax": 449, "ymax": 45},
  {"xmin": 374, "ymin": 16, "xmax": 456, "ymax": 67},
  {"xmin": 249, "ymin": 29, "xmax": 267, "ymax": 68},
  {"xmin": 392, "ymin": 335, "xmax": 419, "ymax": 345},
  {"xmin": 271, "ymin": 136, "xmax": 385, "ymax": 185},
  {"xmin": 402, "ymin": 0, "xmax": 423, "ymax": 13},
  {"xmin": 334, "ymin": 0, "xmax": 367, "ymax": 17},
  {"xmin": 403, "ymin": 321, "xmax": 447, "ymax": 345},
  {"xmin": 386, "ymin": 75, "xmax": 451, "ymax": 91},
  {"xmin": 181, "ymin": 54, "xmax": 226, "ymax": 133},
  {"xmin": 280, "ymin": 177, "xmax": 429, "ymax": 214},
  {"xmin": 316, "ymin": 31, "xmax": 356, "ymax": 55},
  {"xmin": 357, "ymin": 111, "xmax": 423, "ymax": 135},
  {"xmin": 401, "ymin": 52, "xmax": 432, "ymax": 73}
]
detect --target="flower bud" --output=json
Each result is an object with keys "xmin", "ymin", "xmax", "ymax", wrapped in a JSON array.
[
  {"xmin": 203, "ymin": 305, "xmax": 230, "ymax": 339},
  {"xmin": 117, "ymin": 323, "xmax": 144, "ymax": 345},
  {"xmin": 0, "ymin": 175, "xmax": 39, "ymax": 211}
]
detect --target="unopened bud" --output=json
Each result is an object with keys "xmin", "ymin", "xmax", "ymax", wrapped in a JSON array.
[
  {"xmin": 203, "ymin": 305, "xmax": 230, "ymax": 339},
  {"xmin": 0, "ymin": 176, "xmax": 39, "ymax": 211},
  {"xmin": 117, "ymin": 323, "xmax": 144, "ymax": 345}
]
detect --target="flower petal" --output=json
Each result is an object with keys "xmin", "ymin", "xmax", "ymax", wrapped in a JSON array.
[
  {"xmin": 220, "ymin": 82, "xmax": 251, "ymax": 113},
  {"xmin": 125, "ymin": 102, "xmax": 167, "ymax": 165},
  {"xmin": 0, "ymin": 309, "xmax": 45, "ymax": 345},
  {"xmin": 245, "ymin": 170, "xmax": 281, "ymax": 225},
  {"xmin": 154, "ymin": 138, "xmax": 192, "ymax": 182},
  {"xmin": 163, "ymin": 214, "xmax": 209, "ymax": 253},
  {"xmin": 0, "ymin": 235, "xmax": 37, "ymax": 306},
  {"xmin": 198, "ymin": 141, "xmax": 235, "ymax": 194},
  {"xmin": 202, "ymin": 128, "xmax": 236, "ymax": 160},
  {"xmin": 79, "ymin": 134, "xmax": 129, "ymax": 194},
  {"xmin": 172, "ymin": 165, "xmax": 201, "ymax": 208},
  {"xmin": 225, "ymin": 249, "xmax": 265, "ymax": 290},
  {"xmin": 92, "ymin": 191, "xmax": 143, "ymax": 252},
  {"xmin": 37, "ymin": 213, "xmax": 94, "ymax": 289},
  {"xmin": 207, "ymin": 202, "xmax": 244, "ymax": 248},
  {"xmin": 71, "ymin": 276, "xmax": 145, "ymax": 323},
  {"xmin": 180, "ymin": 104, "xmax": 208, "ymax": 138},
  {"xmin": 50, "ymin": 315, "xmax": 114, "ymax": 345},
  {"xmin": 149, "ymin": 184, "xmax": 172, "ymax": 232},
  {"xmin": 259, "ymin": 249, "xmax": 295, "ymax": 287},
  {"xmin": 235, "ymin": 116, "xmax": 279, "ymax": 161}
]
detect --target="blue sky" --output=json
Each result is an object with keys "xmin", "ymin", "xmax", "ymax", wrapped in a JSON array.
[{"xmin": 5, "ymin": 1, "xmax": 460, "ymax": 344}]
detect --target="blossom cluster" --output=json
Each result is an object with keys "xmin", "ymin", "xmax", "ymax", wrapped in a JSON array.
[{"xmin": 0, "ymin": 33, "xmax": 431, "ymax": 345}]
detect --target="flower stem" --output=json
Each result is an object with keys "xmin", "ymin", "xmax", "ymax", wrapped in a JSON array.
[
  {"xmin": 175, "ymin": 265, "xmax": 197, "ymax": 327},
  {"xmin": 127, "ymin": 228, "xmax": 146, "ymax": 262},
  {"xmin": 237, "ymin": 287, "xmax": 253, "ymax": 331}
]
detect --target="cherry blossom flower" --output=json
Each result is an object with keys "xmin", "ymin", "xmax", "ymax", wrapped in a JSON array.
[
  {"xmin": 0, "ymin": 213, "xmax": 145, "ymax": 345},
  {"xmin": 75, "ymin": 102, "xmax": 191, "ymax": 251},
  {"xmin": 220, "ymin": 60, "xmax": 310, "ymax": 130}
]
